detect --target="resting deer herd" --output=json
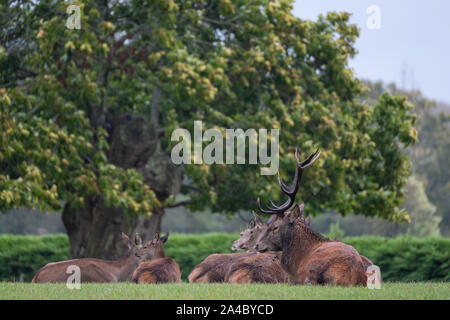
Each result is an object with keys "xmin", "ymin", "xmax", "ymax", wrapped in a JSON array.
[{"xmin": 32, "ymin": 149, "xmax": 377, "ymax": 286}]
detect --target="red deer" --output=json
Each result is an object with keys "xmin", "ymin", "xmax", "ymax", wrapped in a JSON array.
[
  {"xmin": 188, "ymin": 252, "xmax": 257, "ymax": 283},
  {"xmin": 32, "ymin": 233, "xmax": 148, "ymax": 283},
  {"xmin": 254, "ymin": 149, "xmax": 368, "ymax": 286},
  {"xmin": 239, "ymin": 213, "xmax": 374, "ymax": 279},
  {"xmin": 231, "ymin": 212, "xmax": 277, "ymax": 252},
  {"xmin": 131, "ymin": 233, "xmax": 181, "ymax": 283},
  {"xmin": 188, "ymin": 214, "xmax": 264, "ymax": 283},
  {"xmin": 225, "ymin": 251, "xmax": 290, "ymax": 284},
  {"xmin": 189, "ymin": 213, "xmax": 289, "ymax": 284}
]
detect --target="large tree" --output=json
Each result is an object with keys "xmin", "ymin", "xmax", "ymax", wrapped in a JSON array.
[
  {"xmin": 364, "ymin": 80, "xmax": 450, "ymax": 236},
  {"xmin": 1, "ymin": 0, "xmax": 416, "ymax": 258}
]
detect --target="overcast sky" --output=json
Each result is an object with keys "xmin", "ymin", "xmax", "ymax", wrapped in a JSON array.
[{"xmin": 293, "ymin": 0, "xmax": 450, "ymax": 103}]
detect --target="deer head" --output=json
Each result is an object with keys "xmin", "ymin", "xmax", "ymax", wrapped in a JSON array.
[
  {"xmin": 136, "ymin": 232, "xmax": 170, "ymax": 260},
  {"xmin": 122, "ymin": 232, "xmax": 145, "ymax": 259},
  {"xmin": 231, "ymin": 211, "xmax": 265, "ymax": 251},
  {"xmin": 253, "ymin": 148, "xmax": 319, "ymax": 252},
  {"xmin": 254, "ymin": 204, "xmax": 311, "ymax": 251}
]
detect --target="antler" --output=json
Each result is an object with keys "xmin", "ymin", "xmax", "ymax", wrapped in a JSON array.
[{"xmin": 257, "ymin": 148, "xmax": 320, "ymax": 216}]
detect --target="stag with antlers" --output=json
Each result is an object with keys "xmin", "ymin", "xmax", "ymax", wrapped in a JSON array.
[{"xmin": 252, "ymin": 148, "xmax": 369, "ymax": 286}]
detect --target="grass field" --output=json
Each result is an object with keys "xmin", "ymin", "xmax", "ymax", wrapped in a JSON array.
[{"xmin": 0, "ymin": 282, "xmax": 448, "ymax": 300}]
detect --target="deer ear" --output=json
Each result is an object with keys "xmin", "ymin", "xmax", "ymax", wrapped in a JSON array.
[
  {"xmin": 298, "ymin": 203, "xmax": 305, "ymax": 217},
  {"xmin": 153, "ymin": 233, "xmax": 160, "ymax": 241},
  {"xmin": 288, "ymin": 203, "xmax": 304, "ymax": 224},
  {"xmin": 134, "ymin": 233, "xmax": 142, "ymax": 246},
  {"xmin": 160, "ymin": 232, "xmax": 170, "ymax": 243},
  {"xmin": 267, "ymin": 214, "xmax": 277, "ymax": 224},
  {"xmin": 252, "ymin": 211, "xmax": 263, "ymax": 226},
  {"xmin": 288, "ymin": 212, "xmax": 297, "ymax": 224},
  {"xmin": 305, "ymin": 216, "xmax": 311, "ymax": 226},
  {"xmin": 121, "ymin": 232, "xmax": 132, "ymax": 248}
]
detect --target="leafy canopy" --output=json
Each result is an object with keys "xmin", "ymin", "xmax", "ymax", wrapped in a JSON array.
[{"xmin": 0, "ymin": 0, "xmax": 416, "ymax": 222}]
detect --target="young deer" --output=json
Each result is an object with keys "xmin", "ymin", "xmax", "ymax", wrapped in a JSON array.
[
  {"xmin": 225, "ymin": 251, "xmax": 290, "ymax": 284},
  {"xmin": 189, "ymin": 213, "xmax": 289, "ymax": 284},
  {"xmin": 32, "ymin": 233, "xmax": 148, "ymax": 283},
  {"xmin": 254, "ymin": 149, "xmax": 368, "ymax": 286},
  {"xmin": 188, "ymin": 214, "xmax": 262, "ymax": 283},
  {"xmin": 131, "ymin": 233, "xmax": 181, "ymax": 284},
  {"xmin": 231, "ymin": 211, "xmax": 273, "ymax": 251},
  {"xmin": 226, "ymin": 212, "xmax": 289, "ymax": 284}
]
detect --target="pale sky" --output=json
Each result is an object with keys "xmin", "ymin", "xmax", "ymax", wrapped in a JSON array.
[{"xmin": 293, "ymin": 0, "xmax": 450, "ymax": 103}]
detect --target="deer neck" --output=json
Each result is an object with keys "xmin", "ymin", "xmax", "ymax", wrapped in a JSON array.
[
  {"xmin": 112, "ymin": 249, "xmax": 140, "ymax": 281},
  {"xmin": 281, "ymin": 223, "xmax": 327, "ymax": 275},
  {"xmin": 154, "ymin": 245, "xmax": 166, "ymax": 259}
]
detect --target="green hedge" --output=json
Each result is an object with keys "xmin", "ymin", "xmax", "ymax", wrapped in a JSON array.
[
  {"xmin": 0, "ymin": 233, "xmax": 449, "ymax": 282},
  {"xmin": 0, "ymin": 234, "xmax": 69, "ymax": 282}
]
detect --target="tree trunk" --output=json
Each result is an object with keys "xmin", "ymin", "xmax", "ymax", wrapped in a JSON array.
[
  {"xmin": 62, "ymin": 114, "xmax": 182, "ymax": 259},
  {"xmin": 62, "ymin": 199, "xmax": 164, "ymax": 259}
]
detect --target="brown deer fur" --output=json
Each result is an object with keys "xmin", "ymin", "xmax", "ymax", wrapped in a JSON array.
[
  {"xmin": 256, "ymin": 204, "xmax": 367, "ymax": 286},
  {"xmin": 234, "ymin": 213, "xmax": 374, "ymax": 283},
  {"xmin": 190, "ymin": 213, "xmax": 289, "ymax": 284},
  {"xmin": 225, "ymin": 252, "xmax": 289, "ymax": 284},
  {"xmin": 254, "ymin": 149, "xmax": 368, "ymax": 286},
  {"xmin": 188, "ymin": 252, "xmax": 256, "ymax": 283},
  {"xmin": 131, "ymin": 233, "xmax": 181, "ymax": 284},
  {"xmin": 32, "ymin": 233, "xmax": 146, "ymax": 283}
]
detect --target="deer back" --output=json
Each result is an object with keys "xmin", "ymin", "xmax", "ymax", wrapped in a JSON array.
[
  {"xmin": 32, "ymin": 258, "xmax": 124, "ymax": 283},
  {"xmin": 225, "ymin": 252, "xmax": 290, "ymax": 284},
  {"xmin": 188, "ymin": 252, "xmax": 256, "ymax": 283},
  {"xmin": 32, "ymin": 233, "xmax": 143, "ymax": 283},
  {"xmin": 132, "ymin": 258, "xmax": 181, "ymax": 284}
]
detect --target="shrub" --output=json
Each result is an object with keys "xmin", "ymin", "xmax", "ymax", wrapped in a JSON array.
[
  {"xmin": 0, "ymin": 234, "xmax": 449, "ymax": 282},
  {"xmin": 0, "ymin": 234, "xmax": 69, "ymax": 282}
]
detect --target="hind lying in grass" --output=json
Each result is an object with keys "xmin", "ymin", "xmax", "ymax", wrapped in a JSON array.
[
  {"xmin": 188, "ymin": 213, "xmax": 289, "ymax": 284},
  {"xmin": 32, "ymin": 233, "xmax": 152, "ymax": 283},
  {"xmin": 132, "ymin": 233, "xmax": 181, "ymax": 284}
]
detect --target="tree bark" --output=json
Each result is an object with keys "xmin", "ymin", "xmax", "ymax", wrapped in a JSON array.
[{"xmin": 62, "ymin": 114, "xmax": 182, "ymax": 259}]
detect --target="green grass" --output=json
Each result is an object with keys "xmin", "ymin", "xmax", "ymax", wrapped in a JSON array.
[{"xmin": 0, "ymin": 282, "xmax": 449, "ymax": 300}]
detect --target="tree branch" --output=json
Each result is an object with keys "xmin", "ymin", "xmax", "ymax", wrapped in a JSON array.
[{"xmin": 166, "ymin": 200, "xmax": 193, "ymax": 208}]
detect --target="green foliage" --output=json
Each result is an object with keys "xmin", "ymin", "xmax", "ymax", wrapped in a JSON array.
[
  {"xmin": 0, "ymin": 234, "xmax": 69, "ymax": 282},
  {"xmin": 1, "ymin": 0, "xmax": 416, "ymax": 223},
  {"xmin": 402, "ymin": 176, "xmax": 440, "ymax": 237},
  {"xmin": 363, "ymin": 80, "xmax": 450, "ymax": 235},
  {"xmin": 1, "ymin": 234, "xmax": 449, "ymax": 282},
  {"xmin": 326, "ymin": 221, "xmax": 345, "ymax": 240},
  {"xmin": 311, "ymin": 175, "xmax": 441, "ymax": 238},
  {"xmin": 345, "ymin": 236, "xmax": 450, "ymax": 282},
  {"xmin": 414, "ymin": 113, "xmax": 450, "ymax": 235}
]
